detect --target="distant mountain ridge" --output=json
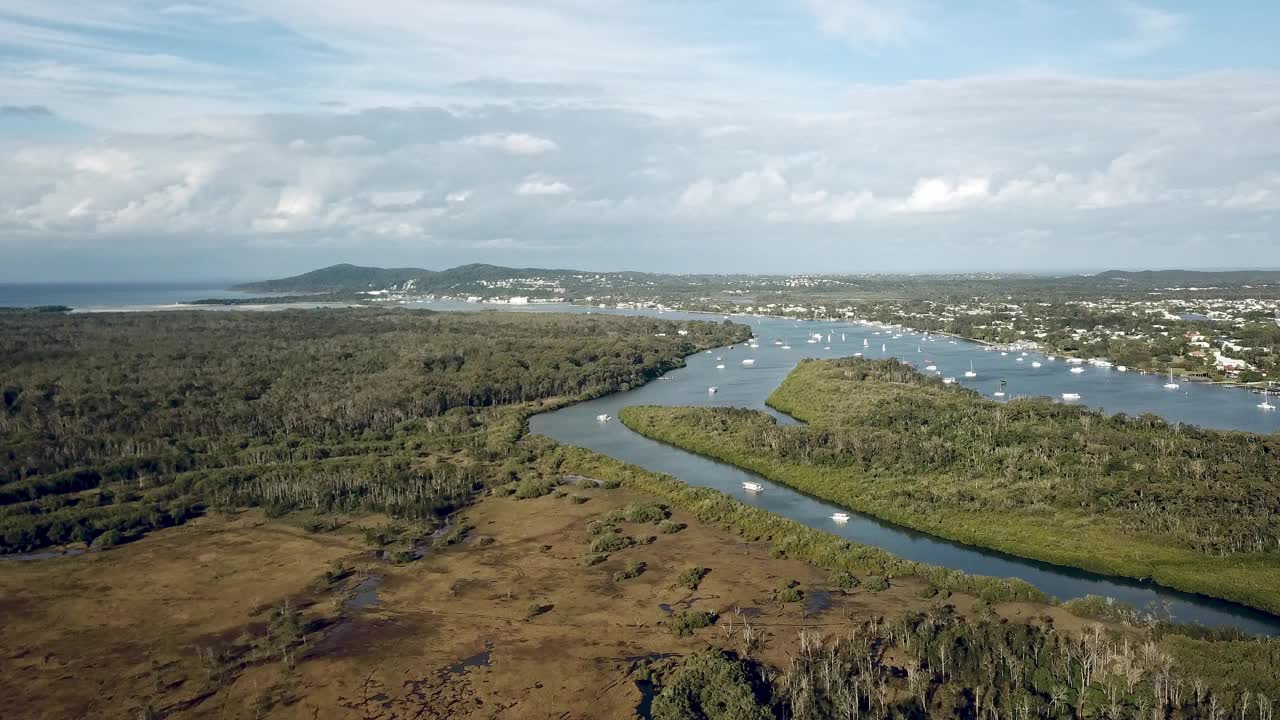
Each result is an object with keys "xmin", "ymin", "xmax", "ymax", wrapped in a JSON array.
[
  {"xmin": 1093, "ymin": 269, "xmax": 1280, "ymax": 285},
  {"xmin": 234, "ymin": 263, "xmax": 586, "ymax": 293},
  {"xmin": 235, "ymin": 263, "xmax": 1280, "ymax": 296}
]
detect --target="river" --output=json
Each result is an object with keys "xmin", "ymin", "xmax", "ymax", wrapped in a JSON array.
[{"xmin": 520, "ymin": 306, "xmax": 1280, "ymax": 635}]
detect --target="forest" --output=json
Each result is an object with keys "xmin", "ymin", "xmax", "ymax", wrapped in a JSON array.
[
  {"xmin": 0, "ymin": 308, "xmax": 749, "ymax": 553},
  {"xmin": 619, "ymin": 358, "xmax": 1280, "ymax": 614}
]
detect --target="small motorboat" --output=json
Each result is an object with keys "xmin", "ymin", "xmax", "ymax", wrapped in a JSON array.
[
  {"xmin": 707, "ymin": 386, "xmax": 718, "ymax": 394},
  {"xmin": 596, "ymin": 414, "xmax": 611, "ymax": 422},
  {"xmin": 742, "ymin": 481, "xmax": 764, "ymax": 493},
  {"xmin": 741, "ymin": 358, "xmax": 755, "ymax": 366},
  {"xmin": 831, "ymin": 512, "xmax": 850, "ymax": 523},
  {"xmin": 1031, "ymin": 361, "xmax": 1042, "ymax": 368},
  {"xmin": 1061, "ymin": 393, "xmax": 1081, "ymax": 401},
  {"xmin": 1070, "ymin": 367, "xmax": 1085, "ymax": 374}
]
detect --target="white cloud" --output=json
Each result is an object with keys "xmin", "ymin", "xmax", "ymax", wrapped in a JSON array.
[
  {"xmin": 515, "ymin": 176, "xmax": 572, "ymax": 196},
  {"xmin": 462, "ymin": 133, "xmax": 559, "ymax": 155},
  {"xmin": 899, "ymin": 177, "xmax": 992, "ymax": 213},
  {"xmin": 1, "ymin": 71, "xmax": 1279, "ymax": 272},
  {"xmin": 1105, "ymin": 2, "xmax": 1188, "ymax": 59},
  {"xmin": 801, "ymin": 0, "xmax": 925, "ymax": 47}
]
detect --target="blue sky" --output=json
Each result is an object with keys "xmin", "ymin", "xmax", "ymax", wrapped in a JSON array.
[{"xmin": 1, "ymin": 1, "xmax": 1278, "ymax": 280}]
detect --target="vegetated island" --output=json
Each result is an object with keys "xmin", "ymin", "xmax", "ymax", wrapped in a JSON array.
[
  {"xmin": 4, "ymin": 308, "xmax": 1280, "ymax": 718},
  {"xmin": 620, "ymin": 357, "xmax": 1280, "ymax": 615}
]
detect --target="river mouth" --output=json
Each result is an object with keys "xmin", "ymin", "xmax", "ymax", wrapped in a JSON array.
[{"xmin": 527, "ymin": 313, "xmax": 1280, "ymax": 636}]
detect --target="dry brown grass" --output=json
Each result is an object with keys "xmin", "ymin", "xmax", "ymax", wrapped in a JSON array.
[{"xmin": 0, "ymin": 485, "xmax": 1090, "ymax": 719}]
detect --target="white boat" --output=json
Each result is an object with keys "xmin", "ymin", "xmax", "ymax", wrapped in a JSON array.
[
  {"xmin": 881, "ymin": 343, "xmax": 886, "ymax": 352},
  {"xmin": 708, "ymin": 386, "xmax": 718, "ymax": 393},
  {"xmin": 1061, "ymin": 393, "xmax": 1081, "ymax": 401},
  {"xmin": 823, "ymin": 346, "xmax": 831, "ymax": 350},
  {"xmin": 1260, "ymin": 393, "xmax": 1276, "ymax": 410},
  {"xmin": 993, "ymin": 391, "xmax": 1006, "ymax": 398},
  {"xmin": 1117, "ymin": 365, "xmax": 1128, "ymax": 372},
  {"xmin": 742, "ymin": 481, "xmax": 764, "ymax": 493},
  {"xmin": 705, "ymin": 350, "xmax": 713, "ymax": 354},
  {"xmin": 741, "ymin": 358, "xmax": 755, "ymax": 366},
  {"xmin": 1000, "ymin": 352, "xmax": 1008, "ymax": 356},
  {"xmin": 596, "ymin": 414, "xmax": 611, "ymax": 422},
  {"xmin": 964, "ymin": 361, "xmax": 977, "ymax": 378},
  {"xmin": 1016, "ymin": 357, "xmax": 1024, "ymax": 363},
  {"xmin": 831, "ymin": 512, "xmax": 850, "ymax": 523},
  {"xmin": 781, "ymin": 344, "xmax": 791, "ymax": 350},
  {"xmin": 1163, "ymin": 369, "xmax": 1179, "ymax": 390},
  {"xmin": 1070, "ymin": 367, "xmax": 1085, "ymax": 374},
  {"xmin": 807, "ymin": 338, "xmax": 817, "ymax": 344},
  {"xmin": 749, "ymin": 343, "xmax": 759, "ymax": 349},
  {"xmin": 1067, "ymin": 358, "xmax": 1084, "ymax": 364},
  {"xmin": 853, "ymin": 352, "xmax": 863, "ymax": 357},
  {"xmin": 863, "ymin": 339, "xmax": 869, "ymax": 348},
  {"xmin": 841, "ymin": 333, "xmax": 846, "ymax": 342},
  {"xmin": 1031, "ymin": 361, "xmax": 1042, "ymax": 368},
  {"xmin": 715, "ymin": 364, "xmax": 725, "ymax": 369},
  {"xmin": 925, "ymin": 365, "xmax": 937, "ymax": 371},
  {"xmin": 942, "ymin": 377, "xmax": 957, "ymax": 384},
  {"xmin": 774, "ymin": 340, "xmax": 783, "ymax": 345},
  {"xmin": 1047, "ymin": 356, "xmax": 1056, "ymax": 361},
  {"xmin": 716, "ymin": 356, "xmax": 722, "ymax": 361}
]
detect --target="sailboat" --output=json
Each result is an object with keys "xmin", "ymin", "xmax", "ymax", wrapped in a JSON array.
[
  {"xmin": 964, "ymin": 361, "xmax": 977, "ymax": 378},
  {"xmin": 881, "ymin": 343, "xmax": 886, "ymax": 353},
  {"xmin": 1260, "ymin": 390, "xmax": 1276, "ymax": 410},
  {"xmin": 863, "ymin": 338, "xmax": 869, "ymax": 348},
  {"xmin": 781, "ymin": 338, "xmax": 791, "ymax": 350},
  {"xmin": 841, "ymin": 333, "xmax": 846, "ymax": 342},
  {"xmin": 1163, "ymin": 370, "xmax": 1180, "ymax": 390},
  {"xmin": 994, "ymin": 379, "xmax": 1007, "ymax": 398}
]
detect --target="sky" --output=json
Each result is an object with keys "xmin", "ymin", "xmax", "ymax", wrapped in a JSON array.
[{"xmin": 1, "ymin": 1, "xmax": 1278, "ymax": 281}]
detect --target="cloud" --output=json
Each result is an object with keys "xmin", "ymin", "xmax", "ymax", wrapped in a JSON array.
[
  {"xmin": 800, "ymin": 0, "xmax": 925, "ymax": 47},
  {"xmin": 899, "ymin": 177, "xmax": 992, "ymax": 213},
  {"xmin": 1105, "ymin": 2, "xmax": 1188, "ymax": 59},
  {"xmin": 1, "ymin": 104, "xmax": 54, "ymax": 117},
  {"xmin": 1, "ymin": 73, "xmax": 1276, "ymax": 275},
  {"xmin": 515, "ymin": 176, "xmax": 572, "ymax": 196},
  {"xmin": 462, "ymin": 133, "xmax": 559, "ymax": 155}
]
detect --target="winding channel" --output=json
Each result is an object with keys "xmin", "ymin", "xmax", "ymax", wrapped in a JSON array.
[{"xmin": 420, "ymin": 302, "xmax": 1280, "ymax": 635}]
